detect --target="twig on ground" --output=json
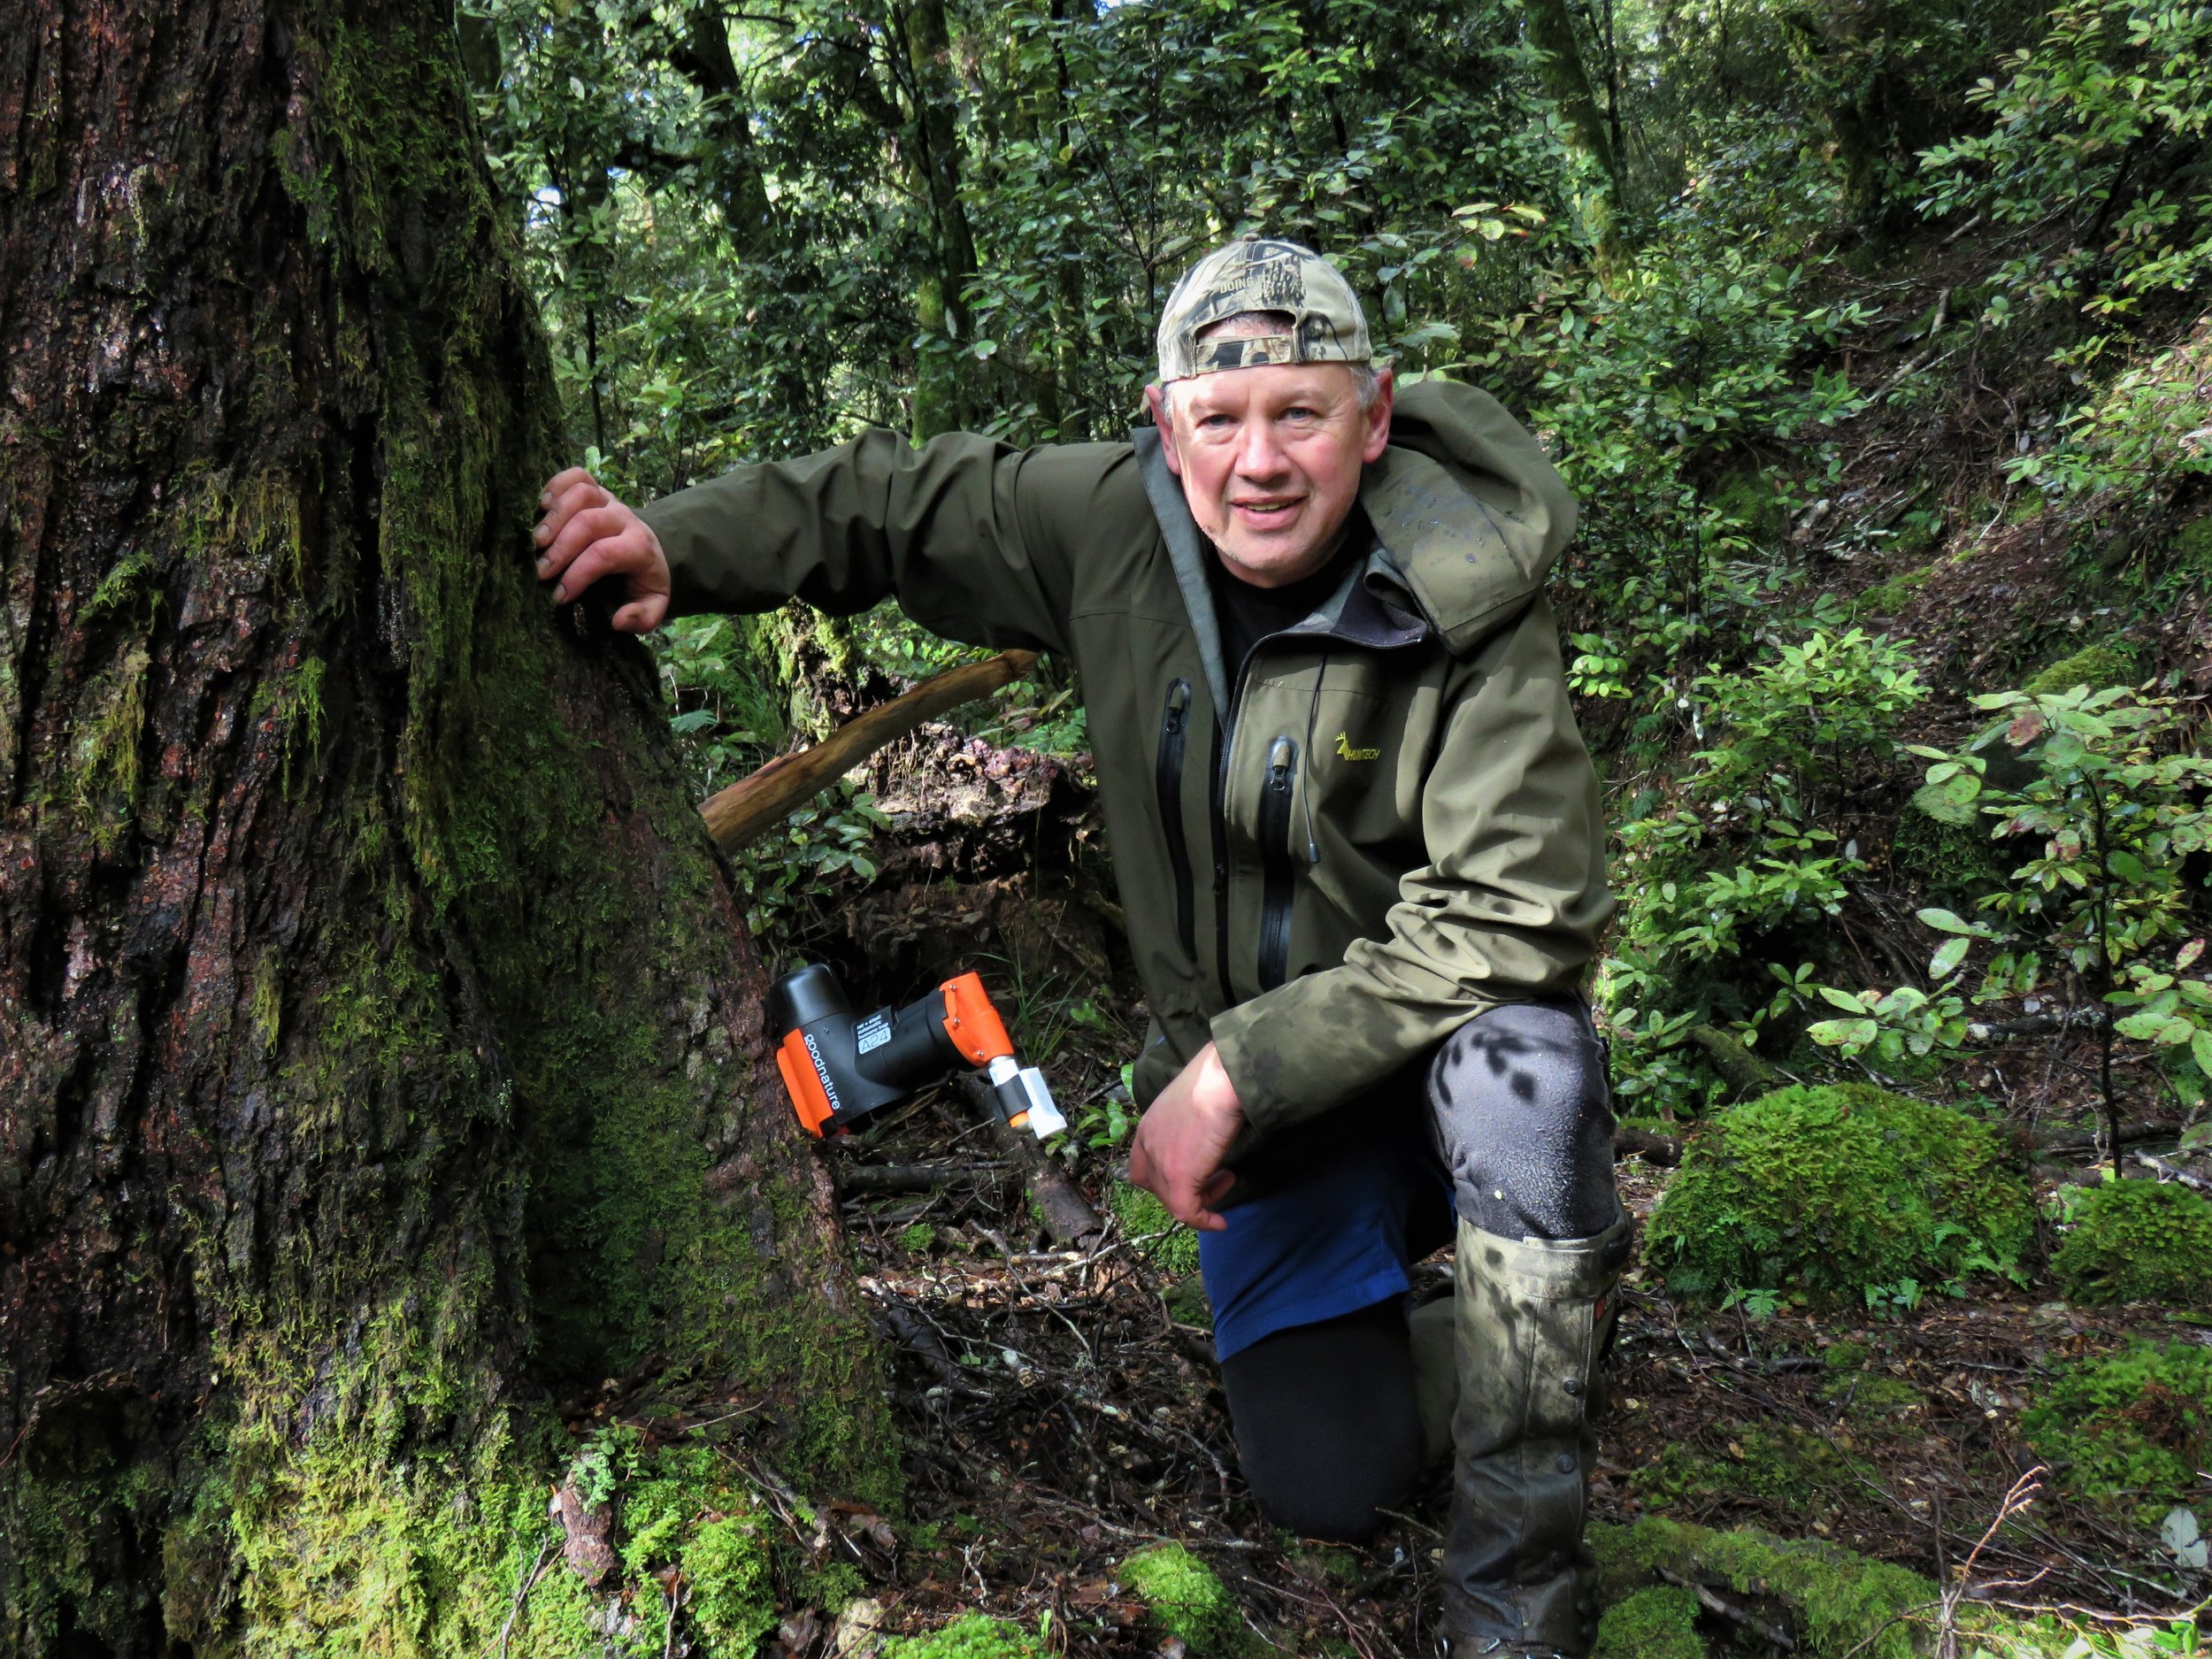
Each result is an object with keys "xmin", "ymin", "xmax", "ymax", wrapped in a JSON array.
[
  {"xmin": 1935, "ymin": 1467, "xmax": 2045, "ymax": 1659},
  {"xmin": 1655, "ymin": 1565, "xmax": 1797, "ymax": 1648},
  {"xmin": 2135, "ymin": 1151, "xmax": 2212, "ymax": 1194},
  {"xmin": 841, "ymin": 1161, "xmax": 1008, "ymax": 1194},
  {"xmin": 495, "ymin": 1535, "xmax": 559, "ymax": 1659}
]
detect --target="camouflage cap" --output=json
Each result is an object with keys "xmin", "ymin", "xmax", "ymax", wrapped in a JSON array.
[{"xmin": 1155, "ymin": 238, "xmax": 1371, "ymax": 384}]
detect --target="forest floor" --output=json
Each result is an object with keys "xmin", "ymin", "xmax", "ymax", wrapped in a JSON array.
[
  {"xmin": 726, "ymin": 731, "xmax": 2212, "ymax": 1655},
  {"xmin": 774, "ymin": 1060, "xmax": 2209, "ymax": 1657}
]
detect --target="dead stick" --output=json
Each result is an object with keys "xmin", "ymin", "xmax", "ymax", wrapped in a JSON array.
[
  {"xmin": 1655, "ymin": 1566, "xmax": 1795, "ymax": 1649},
  {"xmin": 957, "ymin": 1074, "xmax": 1103, "ymax": 1245},
  {"xmin": 699, "ymin": 649, "xmax": 1040, "ymax": 851},
  {"xmin": 838, "ymin": 1161, "xmax": 1007, "ymax": 1195},
  {"xmin": 1614, "ymin": 1125, "xmax": 1683, "ymax": 1166}
]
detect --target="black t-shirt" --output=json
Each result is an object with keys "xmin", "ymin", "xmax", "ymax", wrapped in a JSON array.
[{"xmin": 1207, "ymin": 532, "xmax": 1362, "ymax": 711}]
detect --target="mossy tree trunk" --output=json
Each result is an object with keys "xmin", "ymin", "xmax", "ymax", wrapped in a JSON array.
[
  {"xmin": 0, "ymin": 0, "xmax": 892, "ymax": 1650},
  {"xmin": 1521, "ymin": 0, "xmax": 1629, "ymax": 274}
]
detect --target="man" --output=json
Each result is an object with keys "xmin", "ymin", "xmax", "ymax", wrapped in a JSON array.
[{"xmin": 533, "ymin": 239, "xmax": 1624, "ymax": 1658}]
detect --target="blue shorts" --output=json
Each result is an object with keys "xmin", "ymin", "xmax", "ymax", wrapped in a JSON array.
[{"xmin": 1198, "ymin": 1092, "xmax": 1454, "ymax": 1361}]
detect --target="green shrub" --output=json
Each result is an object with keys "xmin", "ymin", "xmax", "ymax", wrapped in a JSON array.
[
  {"xmin": 1111, "ymin": 1181, "xmax": 1199, "ymax": 1277},
  {"xmin": 2024, "ymin": 1340, "xmax": 2212, "ymax": 1516},
  {"xmin": 1594, "ymin": 1585, "xmax": 1702, "ymax": 1659},
  {"xmin": 2051, "ymin": 1179, "xmax": 2212, "ymax": 1305},
  {"xmin": 880, "ymin": 1612, "xmax": 1046, "ymax": 1659},
  {"xmin": 1644, "ymin": 1084, "xmax": 2034, "ymax": 1302},
  {"xmin": 1120, "ymin": 1542, "xmax": 1247, "ymax": 1655},
  {"xmin": 2023, "ymin": 640, "xmax": 2139, "ymax": 696}
]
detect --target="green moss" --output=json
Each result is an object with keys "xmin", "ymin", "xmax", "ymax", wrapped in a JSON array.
[
  {"xmin": 2024, "ymin": 1340, "xmax": 2212, "ymax": 1517},
  {"xmin": 1846, "ymin": 562, "xmax": 1933, "ymax": 621},
  {"xmin": 2023, "ymin": 640, "xmax": 2140, "ymax": 696},
  {"xmin": 1111, "ymin": 1181, "xmax": 1199, "ymax": 1277},
  {"xmin": 1631, "ymin": 1425, "xmax": 1876, "ymax": 1511},
  {"xmin": 1120, "ymin": 1542, "xmax": 1249, "ymax": 1655},
  {"xmin": 2171, "ymin": 513, "xmax": 2212, "ymax": 576},
  {"xmin": 1819, "ymin": 1364, "xmax": 1925, "ymax": 1425},
  {"xmin": 69, "ymin": 641, "xmax": 149, "ymax": 851},
  {"xmin": 1890, "ymin": 793, "xmax": 2001, "ymax": 899},
  {"xmin": 1593, "ymin": 1585, "xmax": 1702, "ymax": 1659},
  {"xmin": 2050, "ymin": 1178, "xmax": 2212, "ymax": 1305},
  {"xmin": 1644, "ymin": 1084, "xmax": 2034, "ymax": 1303},
  {"xmin": 880, "ymin": 1611, "xmax": 1047, "ymax": 1659},
  {"xmin": 1707, "ymin": 471, "xmax": 1790, "ymax": 545},
  {"xmin": 901, "ymin": 1223, "xmax": 939, "ymax": 1253},
  {"xmin": 1593, "ymin": 1517, "xmax": 1935, "ymax": 1659}
]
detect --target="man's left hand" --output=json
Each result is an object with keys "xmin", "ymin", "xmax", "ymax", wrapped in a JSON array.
[{"xmin": 1128, "ymin": 1042, "xmax": 1243, "ymax": 1233}]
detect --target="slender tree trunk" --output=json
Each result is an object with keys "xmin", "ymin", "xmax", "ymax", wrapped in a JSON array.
[
  {"xmin": 904, "ymin": 0, "xmax": 979, "ymax": 442},
  {"xmin": 0, "ymin": 0, "xmax": 891, "ymax": 1650},
  {"xmin": 1520, "ymin": 0, "xmax": 1629, "ymax": 273}
]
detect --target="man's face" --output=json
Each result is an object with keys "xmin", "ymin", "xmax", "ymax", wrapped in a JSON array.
[{"xmin": 1146, "ymin": 361, "xmax": 1394, "ymax": 588}]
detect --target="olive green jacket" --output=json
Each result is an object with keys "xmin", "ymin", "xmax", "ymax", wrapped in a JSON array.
[{"xmin": 642, "ymin": 380, "xmax": 1613, "ymax": 1140}]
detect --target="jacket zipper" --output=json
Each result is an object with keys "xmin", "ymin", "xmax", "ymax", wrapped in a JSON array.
[
  {"xmin": 1153, "ymin": 680, "xmax": 1195, "ymax": 956},
  {"xmin": 1209, "ymin": 717, "xmax": 1233, "ymax": 1005},
  {"xmin": 1257, "ymin": 734, "xmax": 1299, "ymax": 991}
]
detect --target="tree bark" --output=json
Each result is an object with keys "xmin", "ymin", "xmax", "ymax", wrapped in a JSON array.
[
  {"xmin": 1519, "ymin": 0, "xmax": 1629, "ymax": 272},
  {"xmin": 0, "ymin": 0, "xmax": 891, "ymax": 1650},
  {"xmin": 903, "ymin": 0, "xmax": 980, "ymax": 442}
]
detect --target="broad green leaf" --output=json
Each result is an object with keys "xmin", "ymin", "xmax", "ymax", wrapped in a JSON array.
[
  {"xmin": 1932, "ymin": 937, "xmax": 1970, "ymax": 979},
  {"xmin": 1818, "ymin": 985, "xmax": 1870, "ymax": 1012},
  {"xmin": 2107, "ymin": 849, "xmax": 2151, "ymax": 883},
  {"xmin": 1918, "ymin": 907, "xmax": 1975, "ymax": 934}
]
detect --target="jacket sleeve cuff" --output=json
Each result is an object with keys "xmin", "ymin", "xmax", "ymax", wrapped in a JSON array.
[{"xmin": 1210, "ymin": 972, "xmax": 1496, "ymax": 1137}]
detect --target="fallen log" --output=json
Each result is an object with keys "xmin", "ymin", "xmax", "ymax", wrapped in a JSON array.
[
  {"xmin": 700, "ymin": 649, "xmax": 1040, "ymax": 852},
  {"xmin": 1614, "ymin": 1125, "xmax": 1685, "ymax": 1166}
]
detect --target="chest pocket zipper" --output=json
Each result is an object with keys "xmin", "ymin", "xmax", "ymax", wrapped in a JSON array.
[
  {"xmin": 1257, "ymin": 734, "xmax": 1300, "ymax": 991},
  {"xmin": 1154, "ymin": 680, "xmax": 1195, "ymax": 956}
]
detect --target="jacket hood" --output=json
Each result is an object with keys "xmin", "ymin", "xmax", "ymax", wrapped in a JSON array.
[{"xmin": 1357, "ymin": 377, "xmax": 1576, "ymax": 656}]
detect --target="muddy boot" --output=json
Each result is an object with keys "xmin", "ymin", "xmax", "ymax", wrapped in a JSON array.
[
  {"xmin": 1441, "ymin": 1211, "xmax": 1631, "ymax": 1659},
  {"xmin": 1409, "ymin": 1291, "xmax": 1457, "ymax": 1465}
]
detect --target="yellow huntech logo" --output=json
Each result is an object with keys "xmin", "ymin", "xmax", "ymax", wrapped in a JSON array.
[{"xmin": 1334, "ymin": 732, "xmax": 1380, "ymax": 761}]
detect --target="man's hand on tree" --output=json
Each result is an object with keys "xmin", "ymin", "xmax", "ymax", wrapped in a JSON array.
[
  {"xmin": 1128, "ymin": 1041, "xmax": 1243, "ymax": 1233},
  {"xmin": 533, "ymin": 468, "xmax": 672, "ymax": 634}
]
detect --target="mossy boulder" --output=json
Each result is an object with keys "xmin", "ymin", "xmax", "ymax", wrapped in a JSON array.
[
  {"xmin": 1593, "ymin": 1585, "xmax": 1702, "ymax": 1659},
  {"xmin": 2023, "ymin": 640, "xmax": 2140, "ymax": 696},
  {"xmin": 880, "ymin": 1612, "xmax": 1047, "ymax": 1658},
  {"xmin": 2050, "ymin": 1178, "xmax": 2212, "ymax": 1305},
  {"xmin": 1120, "ymin": 1542, "xmax": 1249, "ymax": 1655},
  {"xmin": 2024, "ymin": 1340, "xmax": 2212, "ymax": 1517},
  {"xmin": 1645, "ymin": 1085, "xmax": 2034, "ymax": 1302}
]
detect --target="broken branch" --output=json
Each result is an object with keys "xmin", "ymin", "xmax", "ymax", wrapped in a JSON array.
[{"xmin": 700, "ymin": 649, "xmax": 1040, "ymax": 852}]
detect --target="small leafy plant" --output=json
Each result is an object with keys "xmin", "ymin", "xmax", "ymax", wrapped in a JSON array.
[{"xmin": 1808, "ymin": 681, "xmax": 2212, "ymax": 1157}]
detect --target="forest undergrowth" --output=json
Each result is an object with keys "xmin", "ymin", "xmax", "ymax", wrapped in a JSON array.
[{"xmin": 471, "ymin": 0, "xmax": 2212, "ymax": 1647}]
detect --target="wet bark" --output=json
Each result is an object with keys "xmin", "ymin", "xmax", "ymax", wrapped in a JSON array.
[{"xmin": 0, "ymin": 0, "xmax": 889, "ymax": 1650}]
